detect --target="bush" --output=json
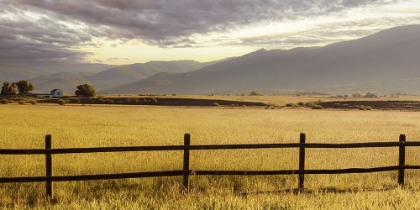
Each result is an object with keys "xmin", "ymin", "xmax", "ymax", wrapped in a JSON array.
[
  {"xmin": 359, "ymin": 105, "xmax": 365, "ymax": 110},
  {"xmin": 286, "ymin": 103, "xmax": 297, "ymax": 108},
  {"xmin": 311, "ymin": 105, "xmax": 323, "ymax": 109},
  {"xmin": 249, "ymin": 91, "xmax": 263, "ymax": 96},
  {"xmin": 75, "ymin": 84, "xmax": 96, "ymax": 97},
  {"xmin": 18, "ymin": 100, "xmax": 25, "ymax": 105},
  {"xmin": 297, "ymin": 102, "xmax": 305, "ymax": 106},
  {"xmin": 305, "ymin": 102, "xmax": 315, "ymax": 107},
  {"xmin": 365, "ymin": 106, "xmax": 372, "ymax": 110},
  {"xmin": 72, "ymin": 98, "xmax": 81, "ymax": 103},
  {"xmin": 212, "ymin": 102, "xmax": 220, "ymax": 107},
  {"xmin": 0, "ymin": 99, "xmax": 8, "ymax": 104},
  {"xmin": 57, "ymin": 99, "xmax": 67, "ymax": 105},
  {"xmin": 30, "ymin": 100, "xmax": 37, "ymax": 105}
]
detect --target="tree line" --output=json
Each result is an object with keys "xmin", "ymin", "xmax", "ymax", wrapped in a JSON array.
[
  {"xmin": 1, "ymin": 80, "xmax": 34, "ymax": 95},
  {"xmin": 1, "ymin": 80, "xmax": 96, "ymax": 97}
]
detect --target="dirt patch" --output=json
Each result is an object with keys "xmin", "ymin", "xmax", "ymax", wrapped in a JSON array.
[
  {"xmin": 320, "ymin": 101, "xmax": 420, "ymax": 111},
  {"xmin": 37, "ymin": 97, "xmax": 268, "ymax": 107},
  {"xmin": 139, "ymin": 98, "xmax": 267, "ymax": 107}
]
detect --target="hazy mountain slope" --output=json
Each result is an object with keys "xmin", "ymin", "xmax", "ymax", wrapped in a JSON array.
[
  {"xmin": 0, "ymin": 69, "xmax": 45, "ymax": 82},
  {"xmin": 29, "ymin": 72, "xmax": 96, "ymax": 94},
  {"xmin": 29, "ymin": 72, "xmax": 93, "ymax": 85},
  {"xmin": 104, "ymin": 25, "xmax": 420, "ymax": 95},
  {"xmin": 34, "ymin": 77, "xmax": 91, "ymax": 94},
  {"xmin": 85, "ymin": 60, "xmax": 210, "ymax": 91},
  {"xmin": 0, "ymin": 63, "xmax": 113, "ymax": 82}
]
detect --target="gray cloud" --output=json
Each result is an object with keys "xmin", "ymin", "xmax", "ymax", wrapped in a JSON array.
[
  {"xmin": 0, "ymin": 0, "xmax": 412, "ymax": 66},
  {"xmin": 4, "ymin": 0, "xmax": 402, "ymax": 45},
  {"xmin": 0, "ymin": 4, "xmax": 94, "ymax": 67},
  {"xmin": 107, "ymin": 57, "xmax": 130, "ymax": 62},
  {"xmin": 239, "ymin": 14, "xmax": 420, "ymax": 49}
]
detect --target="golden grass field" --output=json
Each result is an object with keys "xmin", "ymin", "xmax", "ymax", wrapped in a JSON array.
[{"xmin": 1, "ymin": 103, "xmax": 420, "ymax": 209}]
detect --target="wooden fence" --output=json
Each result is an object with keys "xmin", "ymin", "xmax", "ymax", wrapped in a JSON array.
[{"xmin": 1, "ymin": 133, "xmax": 420, "ymax": 200}]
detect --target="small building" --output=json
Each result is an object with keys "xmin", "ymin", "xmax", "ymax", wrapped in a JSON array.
[
  {"xmin": 51, "ymin": 89, "xmax": 63, "ymax": 98},
  {"xmin": 36, "ymin": 89, "xmax": 64, "ymax": 98}
]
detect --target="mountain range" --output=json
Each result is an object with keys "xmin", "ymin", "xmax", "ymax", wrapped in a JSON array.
[
  {"xmin": 104, "ymin": 24, "xmax": 420, "ymax": 95},
  {"xmin": 1, "ymin": 25, "xmax": 419, "ymax": 95},
  {"xmin": 1, "ymin": 60, "xmax": 215, "ymax": 94}
]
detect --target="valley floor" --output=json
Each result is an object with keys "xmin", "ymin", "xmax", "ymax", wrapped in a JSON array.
[{"xmin": 1, "ymin": 105, "xmax": 420, "ymax": 209}]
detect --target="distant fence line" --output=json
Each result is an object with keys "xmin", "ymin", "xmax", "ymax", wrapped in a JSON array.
[{"xmin": 1, "ymin": 134, "xmax": 420, "ymax": 200}]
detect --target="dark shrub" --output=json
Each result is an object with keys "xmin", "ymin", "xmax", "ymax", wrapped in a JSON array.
[
  {"xmin": 57, "ymin": 99, "xmax": 66, "ymax": 105},
  {"xmin": 297, "ymin": 102, "xmax": 305, "ymax": 106},
  {"xmin": 311, "ymin": 105, "xmax": 323, "ymax": 109},
  {"xmin": 72, "ymin": 98, "xmax": 81, "ymax": 103}
]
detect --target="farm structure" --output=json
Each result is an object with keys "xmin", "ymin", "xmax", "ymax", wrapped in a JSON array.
[
  {"xmin": 0, "ymin": 133, "xmax": 419, "ymax": 201},
  {"xmin": 36, "ymin": 89, "xmax": 64, "ymax": 98}
]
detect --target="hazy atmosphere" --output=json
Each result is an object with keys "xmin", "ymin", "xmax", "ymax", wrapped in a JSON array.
[
  {"xmin": 3, "ymin": 1, "xmax": 420, "ymax": 209},
  {"xmin": 1, "ymin": 0, "xmax": 419, "ymax": 67}
]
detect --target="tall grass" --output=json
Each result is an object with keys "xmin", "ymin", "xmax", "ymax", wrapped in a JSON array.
[{"xmin": 1, "ymin": 105, "xmax": 420, "ymax": 208}]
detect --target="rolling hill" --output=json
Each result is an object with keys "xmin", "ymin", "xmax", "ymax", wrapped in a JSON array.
[
  {"xmin": 0, "ymin": 63, "xmax": 113, "ymax": 82},
  {"xmin": 84, "ymin": 60, "xmax": 215, "ymax": 91},
  {"xmin": 29, "ymin": 72, "xmax": 94, "ymax": 94},
  {"xmin": 26, "ymin": 60, "xmax": 219, "ymax": 94},
  {"xmin": 104, "ymin": 25, "xmax": 420, "ymax": 95}
]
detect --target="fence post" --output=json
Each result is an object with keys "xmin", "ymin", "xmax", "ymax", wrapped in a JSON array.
[
  {"xmin": 398, "ymin": 134, "xmax": 406, "ymax": 186},
  {"xmin": 45, "ymin": 135, "xmax": 53, "ymax": 200},
  {"xmin": 298, "ymin": 133, "xmax": 306, "ymax": 191},
  {"xmin": 183, "ymin": 133, "xmax": 191, "ymax": 193}
]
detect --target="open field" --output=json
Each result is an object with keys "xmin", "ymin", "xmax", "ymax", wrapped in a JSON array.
[{"xmin": 1, "ymin": 105, "xmax": 420, "ymax": 209}]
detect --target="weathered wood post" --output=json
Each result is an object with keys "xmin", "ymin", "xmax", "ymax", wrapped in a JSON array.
[
  {"xmin": 183, "ymin": 133, "xmax": 191, "ymax": 193},
  {"xmin": 298, "ymin": 133, "xmax": 306, "ymax": 191},
  {"xmin": 45, "ymin": 134, "xmax": 53, "ymax": 200},
  {"xmin": 398, "ymin": 134, "xmax": 406, "ymax": 186}
]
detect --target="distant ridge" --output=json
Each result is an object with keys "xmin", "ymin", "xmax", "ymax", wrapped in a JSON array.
[
  {"xmin": 104, "ymin": 25, "xmax": 420, "ymax": 95},
  {"xmin": 26, "ymin": 60, "xmax": 222, "ymax": 93}
]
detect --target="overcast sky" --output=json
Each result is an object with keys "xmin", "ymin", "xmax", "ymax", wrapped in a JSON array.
[{"xmin": 1, "ymin": 0, "xmax": 419, "ymax": 66}]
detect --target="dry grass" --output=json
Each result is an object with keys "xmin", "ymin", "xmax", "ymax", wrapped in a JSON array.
[{"xmin": 1, "ymin": 105, "xmax": 420, "ymax": 209}]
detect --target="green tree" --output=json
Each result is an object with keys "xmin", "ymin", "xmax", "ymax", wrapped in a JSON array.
[
  {"xmin": 16, "ymin": 80, "xmax": 34, "ymax": 95},
  {"xmin": 1, "ymin": 82, "xmax": 17, "ymax": 95},
  {"xmin": 75, "ymin": 84, "xmax": 96, "ymax": 97}
]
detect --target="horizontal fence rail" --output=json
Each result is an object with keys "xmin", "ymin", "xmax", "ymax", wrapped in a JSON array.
[
  {"xmin": 1, "ymin": 133, "xmax": 420, "ymax": 200},
  {"xmin": 5, "ymin": 142, "xmax": 420, "ymax": 155}
]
